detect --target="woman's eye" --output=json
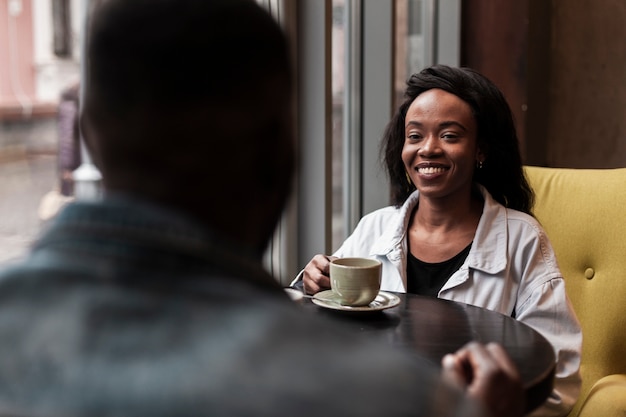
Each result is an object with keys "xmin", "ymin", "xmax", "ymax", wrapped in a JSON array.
[
  {"xmin": 442, "ymin": 133, "xmax": 459, "ymax": 141},
  {"xmin": 407, "ymin": 133, "xmax": 422, "ymax": 141}
]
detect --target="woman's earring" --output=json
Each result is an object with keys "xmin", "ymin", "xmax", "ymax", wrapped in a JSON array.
[
  {"xmin": 405, "ymin": 170, "xmax": 414, "ymax": 191},
  {"xmin": 476, "ymin": 160, "xmax": 484, "ymax": 169}
]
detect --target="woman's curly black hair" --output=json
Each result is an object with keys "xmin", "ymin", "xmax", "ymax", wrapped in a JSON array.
[{"xmin": 381, "ymin": 65, "xmax": 534, "ymax": 215}]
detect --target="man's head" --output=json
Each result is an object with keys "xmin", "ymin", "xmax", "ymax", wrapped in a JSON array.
[{"xmin": 81, "ymin": 0, "xmax": 294, "ymax": 254}]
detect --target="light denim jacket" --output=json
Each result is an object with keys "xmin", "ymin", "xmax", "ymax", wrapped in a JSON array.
[{"xmin": 334, "ymin": 186, "xmax": 582, "ymax": 417}]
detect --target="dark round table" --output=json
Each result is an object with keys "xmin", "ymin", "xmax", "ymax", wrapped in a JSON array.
[{"xmin": 301, "ymin": 292, "xmax": 556, "ymax": 413}]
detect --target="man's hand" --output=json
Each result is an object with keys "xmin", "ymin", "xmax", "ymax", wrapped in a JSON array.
[{"xmin": 442, "ymin": 342, "xmax": 525, "ymax": 417}]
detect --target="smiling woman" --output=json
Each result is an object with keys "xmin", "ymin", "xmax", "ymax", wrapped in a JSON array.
[
  {"xmin": 402, "ymin": 88, "xmax": 481, "ymax": 202},
  {"xmin": 401, "ymin": 88, "xmax": 483, "ymax": 265},
  {"xmin": 300, "ymin": 65, "xmax": 583, "ymax": 417},
  {"xmin": 385, "ymin": 65, "xmax": 533, "ymax": 212}
]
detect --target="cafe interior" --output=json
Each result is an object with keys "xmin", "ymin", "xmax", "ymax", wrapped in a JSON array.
[{"xmin": 0, "ymin": 0, "xmax": 624, "ymax": 416}]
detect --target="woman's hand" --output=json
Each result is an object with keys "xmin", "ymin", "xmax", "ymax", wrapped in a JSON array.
[
  {"xmin": 302, "ymin": 254, "xmax": 336, "ymax": 294},
  {"xmin": 441, "ymin": 342, "xmax": 525, "ymax": 417}
]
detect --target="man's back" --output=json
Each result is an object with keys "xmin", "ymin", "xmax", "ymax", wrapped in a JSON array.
[{"xmin": 0, "ymin": 198, "xmax": 478, "ymax": 416}]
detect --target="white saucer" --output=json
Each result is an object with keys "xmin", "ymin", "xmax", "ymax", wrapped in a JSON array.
[{"xmin": 312, "ymin": 290, "xmax": 400, "ymax": 312}]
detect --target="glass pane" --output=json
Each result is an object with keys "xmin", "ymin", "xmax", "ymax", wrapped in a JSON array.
[
  {"xmin": 0, "ymin": 1, "xmax": 81, "ymax": 266},
  {"xmin": 331, "ymin": 0, "xmax": 346, "ymax": 252},
  {"xmin": 395, "ymin": 0, "xmax": 460, "ymax": 106},
  {"xmin": 395, "ymin": 0, "xmax": 426, "ymax": 108}
]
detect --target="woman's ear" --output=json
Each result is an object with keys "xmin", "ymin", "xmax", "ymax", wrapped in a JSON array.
[{"xmin": 476, "ymin": 144, "xmax": 487, "ymax": 165}]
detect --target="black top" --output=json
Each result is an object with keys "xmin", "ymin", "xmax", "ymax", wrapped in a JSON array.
[{"xmin": 407, "ymin": 242, "xmax": 472, "ymax": 296}]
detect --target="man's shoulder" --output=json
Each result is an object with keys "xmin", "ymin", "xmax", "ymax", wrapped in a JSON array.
[{"xmin": 0, "ymin": 263, "xmax": 478, "ymax": 417}]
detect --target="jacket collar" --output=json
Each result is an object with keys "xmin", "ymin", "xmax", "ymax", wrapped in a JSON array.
[
  {"xmin": 370, "ymin": 191, "xmax": 420, "ymax": 256},
  {"xmin": 35, "ymin": 196, "xmax": 283, "ymax": 291},
  {"xmin": 370, "ymin": 185, "xmax": 508, "ymax": 274},
  {"xmin": 467, "ymin": 186, "xmax": 508, "ymax": 274}
]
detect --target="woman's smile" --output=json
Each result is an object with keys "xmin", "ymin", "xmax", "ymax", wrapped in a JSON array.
[
  {"xmin": 416, "ymin": 163, "xmax": 449, "ymax": 176},
  {"xmin": 402, "ymin": 88, "xmax": 482, "ymax": 200}
]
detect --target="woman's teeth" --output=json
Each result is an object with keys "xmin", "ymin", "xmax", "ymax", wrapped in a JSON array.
[{"xmin": 418, "ymin": 166, "xmax": 446, "ymax": 174}]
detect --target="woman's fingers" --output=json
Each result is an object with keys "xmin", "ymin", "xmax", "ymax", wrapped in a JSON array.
[{"xmin": 302, "ymin": 255, "xmax": 333, "ymax": 294}]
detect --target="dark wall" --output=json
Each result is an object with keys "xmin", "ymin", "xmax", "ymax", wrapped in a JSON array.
[
  {"xmin": 545, "ymin": 0, "xmax": 626, "ymax": 168},
  {"xmin": 461, "ymin": 0, "xmax": 626, "ymax": 169},
  {"xmin": 461, "ymin": 1, "xmax": 529, "ymax": 156}
]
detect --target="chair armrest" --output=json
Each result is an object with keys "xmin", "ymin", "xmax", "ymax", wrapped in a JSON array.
[{"xmin": 576, "ymin": 374, "xmax": 626, "ymax": 417}]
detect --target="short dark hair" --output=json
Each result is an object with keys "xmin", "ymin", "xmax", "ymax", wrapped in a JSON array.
[
  {"xmin": 382, "ymin": 65, "xmax": 534, "ymax": 215},
  {"xmin": 82, "ymin": 0, "xmax": 293, "ymax": 196},
  {"xmin": 81, "ymin": 0, "xmax": 295, "ymax": 246},
  {"xmin": 85, "ymin": 0, "xmax": 290, "ymax": 120}
]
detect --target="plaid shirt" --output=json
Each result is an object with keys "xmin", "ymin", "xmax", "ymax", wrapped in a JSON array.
[{"xmin": 0, "ymin": 197, "xmax": 480, "ymax": 417}]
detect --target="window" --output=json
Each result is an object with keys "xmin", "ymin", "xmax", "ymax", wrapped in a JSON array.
[{"xmin": 259, "ymin": 0, "xmax": 460, "ymax": 284}]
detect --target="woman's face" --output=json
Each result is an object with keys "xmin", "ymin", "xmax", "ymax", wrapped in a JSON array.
[{"xmin": 401, "ymin": 88, "xmax": 483, "ymax": 201}]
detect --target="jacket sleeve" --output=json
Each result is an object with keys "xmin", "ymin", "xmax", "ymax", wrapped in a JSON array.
[{"xmin": 517, "ymin": 276, "xmax": 582, "ymax": 417}]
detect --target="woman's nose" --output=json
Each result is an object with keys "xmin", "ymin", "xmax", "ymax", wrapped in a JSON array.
[{"xmin": 418, "ymin": 135, "xmax": 439, "ymax": 156}]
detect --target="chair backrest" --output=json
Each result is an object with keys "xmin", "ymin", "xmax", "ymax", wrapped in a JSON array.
[{"xmin": 524, "ymin": 166, "xmax": 626, "ymax": 416}]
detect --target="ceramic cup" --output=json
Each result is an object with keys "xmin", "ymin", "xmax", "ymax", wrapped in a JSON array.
[{"xmin": 330, "ymin": 257, "xmax": 382, "ymax": 306}]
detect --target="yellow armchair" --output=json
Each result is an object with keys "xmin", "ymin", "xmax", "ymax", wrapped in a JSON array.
[{"xmin": 524, "ymin": 166, "xmax": 626, "ymax": 417}]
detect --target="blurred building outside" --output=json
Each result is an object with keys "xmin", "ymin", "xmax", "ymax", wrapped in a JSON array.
[{"xmin": 0, "ymin": 0, "xmax": 82, "ymax": 265}]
